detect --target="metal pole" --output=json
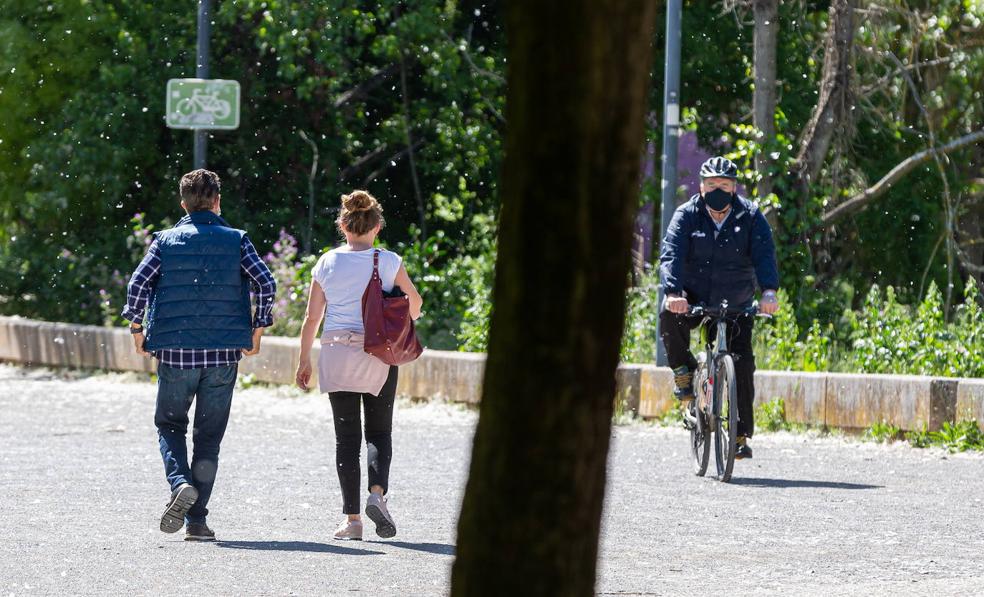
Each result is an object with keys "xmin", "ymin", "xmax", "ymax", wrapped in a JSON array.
[
  {"xmin": 655, "ymin": 0, "xmax": 682, "ymax": 367},
  {"xmin": 193, "ymin": 0, "xmax": 211, "ymax": 169}
]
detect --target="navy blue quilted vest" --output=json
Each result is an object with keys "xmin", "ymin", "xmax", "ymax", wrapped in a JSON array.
[{"xmin": 143, "ymin": 211, "xmax": 253, "ymax": 350}]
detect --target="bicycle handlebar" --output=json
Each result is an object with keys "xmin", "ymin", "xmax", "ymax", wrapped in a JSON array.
[{"xmin": 686, "ymin": 303, "xmax": 761, "ymax": 318}]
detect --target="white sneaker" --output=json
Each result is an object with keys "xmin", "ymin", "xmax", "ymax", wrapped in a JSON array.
[
  {"xmin": 365, "ymin": 493, "xmax": 397, "ymax": 538},
  {"xmin": 333, "ymin": 519, "xmax": 363, "ymax": 541}
]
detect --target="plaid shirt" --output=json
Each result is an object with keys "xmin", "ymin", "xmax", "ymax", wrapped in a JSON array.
[{"xmin": 122, "ymin": 228, "xmax": 276, "ymax": 369}]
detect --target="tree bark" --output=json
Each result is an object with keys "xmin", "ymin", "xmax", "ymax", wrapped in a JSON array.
[
  {"xmin": 753, "ymin": 0, "xmax": 778, "ymax": 205},
  {"xmin": 449, "ymin": 2, "xmax": 658, "ymax": 596},
  {"xmin": 791, "ymin": 0, "xmax": 856, "ymax": 205}
]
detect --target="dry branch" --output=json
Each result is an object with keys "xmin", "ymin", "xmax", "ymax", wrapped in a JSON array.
[{"xmin": 821, "ymin": 129, "xmax": 984, "ymax": 226}]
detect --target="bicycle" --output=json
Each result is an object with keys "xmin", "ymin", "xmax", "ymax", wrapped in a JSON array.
[
  {"xmin": 175, "ymin": 89, "xmax": 231, "ymax": 121},
  {"xmin": 682, "ymin": 301, "xmax": 764, "ymax": 482}
]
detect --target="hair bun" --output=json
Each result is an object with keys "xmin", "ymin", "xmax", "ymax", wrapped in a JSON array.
[{"xmin": 342, "ymin": 190, "xmax": 375, "ymax": 212}]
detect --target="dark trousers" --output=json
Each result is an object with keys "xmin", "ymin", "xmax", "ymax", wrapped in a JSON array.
[
  {"xmin": 155, "ymin": 363, "xmax": 237, "ymax": 524},
  {"xmin": 659, "ymin": 310, "xmax": 756, "ymax": 438},
  {"xmin": 328, "ymin": 366, "xmax": 398, "ymax": 515}
]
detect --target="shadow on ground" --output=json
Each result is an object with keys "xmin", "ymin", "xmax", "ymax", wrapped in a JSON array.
[
  {"xmin": 730, "ymin": 477, "xmax": 882, "ymax": 490},
  {"xmin": 367, "ymin": 541, "xmax": 456, "ymax": 555},
  {"xmin": 217, "ymin": 540, "xmax": 385, "ymax": 555}
]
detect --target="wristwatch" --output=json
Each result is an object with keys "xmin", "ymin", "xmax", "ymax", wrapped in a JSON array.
[{"xmin": 129, "ymin": 325, "xmax": 144, "ymax": 334}]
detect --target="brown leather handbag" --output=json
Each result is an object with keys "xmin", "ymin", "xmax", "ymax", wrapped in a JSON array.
[{"xmin": 361, "ymin": 250, "xmax": 423, "ymax": 365}]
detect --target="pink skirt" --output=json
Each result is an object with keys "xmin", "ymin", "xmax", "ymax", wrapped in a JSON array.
[{"xmin": 318, "ymin": 330, "xmax": 390, "ymax": 395}]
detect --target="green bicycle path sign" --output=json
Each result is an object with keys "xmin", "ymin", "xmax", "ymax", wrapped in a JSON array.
[{"xmin": 166, "ymin": 78, "xmax": 240, "ymax": 130}]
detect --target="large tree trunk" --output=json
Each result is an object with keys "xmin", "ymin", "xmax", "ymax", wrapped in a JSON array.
[
  {"xmin": 450, "ymin": 2, "xmax": 658, "ymax": 596},
  {"xmin": 791, "ymin": 0, "xmax": 856, "ymax": 208},
  {"xmin": 753, "ymin": 0, "xmax": 779, "ymax": 207}
]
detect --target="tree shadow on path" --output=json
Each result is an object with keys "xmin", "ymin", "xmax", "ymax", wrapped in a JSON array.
[
  {"xmin": 217, "ymin": 540, "xmax": 384, "ymax": 555},
  {"xmin": 367, "ymin": 541, "xmax": 456, "ymax": 555},
  {"xmin": 730, "ymin": 477, "xmax": 882, "ymax": 490}
]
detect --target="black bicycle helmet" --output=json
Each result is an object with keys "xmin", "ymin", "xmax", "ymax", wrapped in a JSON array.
[{"xmin": 699, "ymin": 156, "xmax": 739, "ymax": 180}]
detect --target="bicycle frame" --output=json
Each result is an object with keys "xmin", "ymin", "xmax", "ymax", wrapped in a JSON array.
[
  {"xmin": 692, "ymin": 301, "xmax": 753, "ymax": 345},
  {"xmin": 691, "ymin": 301, "xmax": 754, "ymax": 406},
  {"xmin": 686, "ymin": 300, "xmax": 762, "ymax": 479}
]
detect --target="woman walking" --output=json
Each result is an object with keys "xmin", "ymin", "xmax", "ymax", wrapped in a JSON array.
[{"xmin": 295, "ymin": 190, "xmax": 422, "ymax": 540}]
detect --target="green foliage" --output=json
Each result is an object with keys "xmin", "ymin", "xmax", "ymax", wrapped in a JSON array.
[
  {"xmin": 905, "ymin": 426, "xmax": 933, "ymax": 449},
  {"xmin": 264, "ymin": 230, "xmax": 318, "ymax": 338},
  {"xmin": 394, "ymin": 213, "xmax": 497, "ymax": 350},
  {"xmin": 620, "ymin": 265, "xmax": 661, "ymax": 364},
  {"xmin": 744, "ymin": 279, "xmax": 984, "ymax": 378},
  {"xmin": 840, "ymin": 280, "xmax": 984, "ymax": 377},
  {"xmin": 755, "ymin": 398, "xmax": 787, "ymax": 433},
  {"xmin": 906, "ymin": 421, "xmax": 984, "ymax": 452},
  {"xmin": 753, "ymin": 289, "xmax": 833, "ymax": 373},
  {"xmin": 865, "ymin": 420, "xmax": 902, "ymax": 443},
  {"xmin": 3, "ymin": 0, "xmax": 984, "ymax": 375},
  {"xmin": 0, "ymin": 1, "xmax": 505, "ymax": 331},
  {"xmin": 658, "ymin": 404, "xmax": 684, "ymax": 427}
]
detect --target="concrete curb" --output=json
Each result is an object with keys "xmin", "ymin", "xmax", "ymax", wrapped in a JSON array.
[
  {"xmin": 956, "ymin": 378, "xmax": 984, "ymax": 429},
  {"xmin": 1, "ymin": 316, "xmax": 980, "ymax": 431}
]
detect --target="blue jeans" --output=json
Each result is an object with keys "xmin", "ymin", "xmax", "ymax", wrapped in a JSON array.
[{"xmin": 155, "ymin": 363, "xmax": 237, "ymax": 524}]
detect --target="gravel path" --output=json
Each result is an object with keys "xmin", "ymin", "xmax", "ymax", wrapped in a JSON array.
[{"xmin": 1, "ymin": 364, "xmax": 982, "ymax": 596}]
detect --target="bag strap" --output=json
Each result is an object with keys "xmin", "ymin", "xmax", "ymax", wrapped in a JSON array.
[{"xmin": 372, "ymin": 249, "xmax": 380, "ymax": 281}]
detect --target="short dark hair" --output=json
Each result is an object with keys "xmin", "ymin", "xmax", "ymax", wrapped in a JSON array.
[{"xmin": 179, "ymin": 169, "xmax": 221, "ymax": 211}]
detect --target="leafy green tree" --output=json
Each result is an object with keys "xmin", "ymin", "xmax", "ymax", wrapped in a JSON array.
[{"xmin": 0, "ymin": 1, "xmax": 506, "ymax": 347}]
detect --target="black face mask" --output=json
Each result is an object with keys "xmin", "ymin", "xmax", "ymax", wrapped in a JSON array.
[{"xmin": 703, "ymin": 188, "xmax": 734, "ymax": 211}]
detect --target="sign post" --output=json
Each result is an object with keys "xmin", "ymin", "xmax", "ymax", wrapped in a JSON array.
[
  {"xmin": 194, "ymin": 0, "xmax": 211, "ymax": 168},
  {"xmin": 166, "ymin": 79, "xmax": 241, "ymax": 131},
  {"xmin": 163, "ymin": 0, "xmax": 241, "ymax": 169},
  {"xmin": 655, "ymin": 0, "xmax": 683, "ymax": 367}
]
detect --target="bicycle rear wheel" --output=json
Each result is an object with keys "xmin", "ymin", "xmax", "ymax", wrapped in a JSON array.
[
  {"xmin": 690, "ymin": 358, "xmax": 711, "ymax": 476},
  {"xmin": 712, "ymin": 354, "xmax": 738, "ymax": 482}
]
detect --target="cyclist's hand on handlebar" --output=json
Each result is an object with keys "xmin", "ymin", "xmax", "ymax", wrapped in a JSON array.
[
  {"xmin": 665, "ymin": 295, "xmax": 690, "ymax": 314},
  {"xmin": 760, "ymin": 290, "xmax": 779, "ymax": 315}
]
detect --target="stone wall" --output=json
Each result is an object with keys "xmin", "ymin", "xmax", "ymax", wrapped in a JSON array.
[{"xmin": 1, "ymin": 316, "xmax": 981, "ymax": 431}]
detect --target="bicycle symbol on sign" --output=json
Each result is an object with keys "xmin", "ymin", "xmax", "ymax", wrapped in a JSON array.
[{"xmin": 173, "ymin": 89, "xmax": 231, "ymax": 124}]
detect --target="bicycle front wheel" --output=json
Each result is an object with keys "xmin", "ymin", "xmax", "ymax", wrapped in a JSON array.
[
  {"xmin": 712, "ymin": 354, "xmax": 738, "ymax": 482},
  {"xmin": 690, "ymin": 357, "xmax": 711, "ymax": 476}
]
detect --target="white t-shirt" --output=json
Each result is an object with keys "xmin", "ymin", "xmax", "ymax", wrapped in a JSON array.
[{"xmin": 311, "ymin": 247, "xmax": 403, "ymax": 333}]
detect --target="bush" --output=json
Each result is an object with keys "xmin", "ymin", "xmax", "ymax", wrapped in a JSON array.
[
  {"xmin": 756, "ymin": 398, "xmax": 787, "ymax": 432},
  {"xmin": 751, "ymin": 279, "xmax": 984, "ymax": 379},
  {"xmin": 263, "ymin": 230, "xmax": 318, "ymax": 338},
  {"xmin": 840, "ymin": 280, "xmax": 984, "ymax": 378},
  {"xmin": 906, "ymin": 421, "xmax": 984, "ymax": 452},
  {"xmin": 620, "ymin": 265, "xmax": 661, "ymax": 364},
  {"xmin": 865, "ymin": 420, "xmax": 902, "ymax": 443},
  {"xmin": 397, "ymin": 215, "xmax": 497, "ymax": 351}
]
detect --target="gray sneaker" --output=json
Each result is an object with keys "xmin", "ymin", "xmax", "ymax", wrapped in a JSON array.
[
  {"xmin": 333, "ymin": 519, "xmax": 363, "ymax": 541},
  {"xmin": 365, "ymin": 493, "xmax": 397, "ymax": 538},
  {"xmin": 160, "ymin": 483, "xmax": 198, "ymax": 534}
]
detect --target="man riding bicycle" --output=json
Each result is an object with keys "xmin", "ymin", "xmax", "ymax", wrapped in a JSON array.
[{"xmin": 658, "ymin": 156, "xmax": 780, "ymax": 460}]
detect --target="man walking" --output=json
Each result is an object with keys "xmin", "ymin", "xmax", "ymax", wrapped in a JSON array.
[{"xmin": 122, "ymin": 169, "xmax": 276, "ymax": 541}]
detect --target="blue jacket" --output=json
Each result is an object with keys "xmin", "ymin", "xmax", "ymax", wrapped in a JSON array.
[
  {"xmin": 143, "ymin": 211, "xmax": 254, "ymax": 351},
  {"xmin": 659, "ymin": 194, "xmax": 779, "ymax": 308}
]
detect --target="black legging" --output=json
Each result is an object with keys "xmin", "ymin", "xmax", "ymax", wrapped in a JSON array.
[
  {"xmin": 659, "ymin": 310, "xmax": 756, "ymax": 438},
  {"xmin": 328, "ymin": 366, "xmax": 398, "ymax": 515}
]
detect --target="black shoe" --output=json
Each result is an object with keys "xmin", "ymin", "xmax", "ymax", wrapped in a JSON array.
[
  {"xmin": 160, "ymin": 483, "xmax": 199, "ymax": 534},
  {"xmin": 185, "ymin": 522, "xmax": 216, "ymax": 542},
  {"xmin": 735, "ymin": 437, "xmax": 753, "ymax": 460},
  {"xmin": 672, "ymin": 366, "xmax": 694, "ymax": 400}
]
